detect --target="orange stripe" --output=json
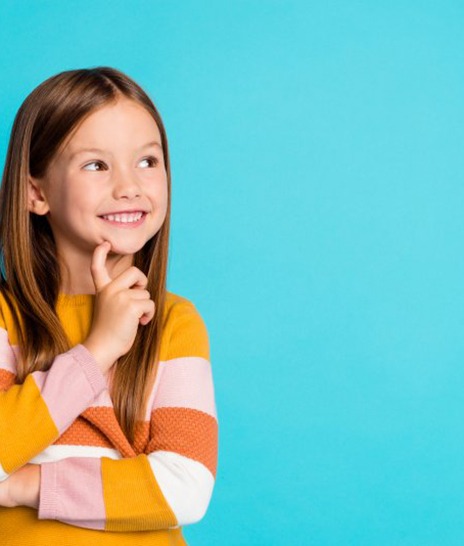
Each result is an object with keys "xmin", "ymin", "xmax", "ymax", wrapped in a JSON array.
[
  {"xmin": 54, "ymin": 412, "xmax": 150, "ymax": 455},
  {"xmin": 0, "ymin": 369, "xmax": 15, "ymax": 391},
  {"xmin": 81, "ymin": 407, "xmax": 136, "ymax": 458},
  {"xmin": 148, "ymin": 407, "xmax": 218, "ymax": 476},
  {"xmin": 54, "ymin": 416, "xmax": 114, "ymax": 448},
  {"xmin": 133, "ymin": 421, "xmax": 151, "ymax": 454},
  {"xmin": 102, "ymin": 454, "xmax": 177, "ymax": 531}
]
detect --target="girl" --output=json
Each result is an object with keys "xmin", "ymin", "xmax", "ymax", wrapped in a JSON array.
[{"xmin": 0, "ymin": 67, "xmax": 217, "ymax": 545}]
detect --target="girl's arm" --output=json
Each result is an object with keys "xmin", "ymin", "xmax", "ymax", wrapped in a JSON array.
[
  {"xmin": 35, "ymin": 301, "xmax": 218, "ymax": 531},
  {"xmin": 0, "ymin": 339, "xmax": 107, "ymax": 482},
  {"xmin": 0, "ymin": 464, "xmax": 40, "ymax": 509},
  {"xmin": 0, "ymin": 242, "xmax": 153, "ymax": 483}
]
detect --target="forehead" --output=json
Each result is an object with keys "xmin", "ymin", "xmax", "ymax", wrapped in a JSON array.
[{"xmin": 62, "ymin": 98, "xmax": 161, "ymax": 155}]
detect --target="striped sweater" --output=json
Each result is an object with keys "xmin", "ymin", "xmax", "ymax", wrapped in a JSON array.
[{"xmin": 0, "ymin": 291, "xmax": 218, "ymax": 546}]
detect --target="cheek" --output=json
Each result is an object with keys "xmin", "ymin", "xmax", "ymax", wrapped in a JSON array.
[
  {"xmin": 59, "ymin": 194, "xmax": 93, "ymax": 214},
  {"xmin": 155, "ymin": 192, "xmax": 168, "ymax": 224},
  {"xmin": 47, "ymin": 183, "xmax": 75, "ymax": 210},
  {"xmin": 160, "ymin": 185, "xmax": 169, "ymax": 217},
  {"xmin": 161, "ymin": 180, "xmax": 169, "ymax": 203},
  {"xmin": 153, "ymin": 175, "xmax": 169, "ymax": 209}
]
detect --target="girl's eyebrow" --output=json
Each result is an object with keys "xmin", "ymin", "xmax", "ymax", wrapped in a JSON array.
[
  {"xmin": 69, "ymin": 141, "xmax": 162, "ymax": 160},
  {"xmin": 141, "ymin": 141, "xmax": 163, "ymax": 150}
]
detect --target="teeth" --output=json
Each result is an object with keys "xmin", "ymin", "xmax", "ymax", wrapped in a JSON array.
[{"xmin": 102, "ymin": 212, "xmax": 144, "ymax": 223}]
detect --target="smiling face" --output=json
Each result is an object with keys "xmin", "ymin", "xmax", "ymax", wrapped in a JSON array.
[{"xmin": 28, "ymin": 97, "xmax": 168, "ymax": 277}]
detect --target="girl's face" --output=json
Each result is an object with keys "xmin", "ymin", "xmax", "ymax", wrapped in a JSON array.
[{"xmin": 28, "ymin": 97, "xmax": 168, "ymax": 266}]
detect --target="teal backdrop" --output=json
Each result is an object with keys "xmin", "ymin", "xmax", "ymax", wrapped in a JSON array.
[{"xmin": 1, "ymin": 1, "xmax": 464, "ymax": 544}]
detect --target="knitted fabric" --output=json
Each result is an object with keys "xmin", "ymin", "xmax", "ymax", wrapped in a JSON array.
[{"xmin": 0, "ymin": 291, "xmax": 217, "ymax": 545}]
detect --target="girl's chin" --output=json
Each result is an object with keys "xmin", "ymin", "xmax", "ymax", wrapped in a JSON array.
[
  {"xmin": 94, "ymin": 234, "xmax": 154, "ymax": 257},
  {"xmin": 107, "ymin": 245, "xmax": 143, "ymax": 257}
]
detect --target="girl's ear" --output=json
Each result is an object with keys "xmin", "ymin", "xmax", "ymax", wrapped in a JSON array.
[{"xmin": 27, "ymin": 177, "xmax": 50, "ymax": 215}]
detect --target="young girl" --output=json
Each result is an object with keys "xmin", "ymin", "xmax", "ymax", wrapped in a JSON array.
[{"xmin": 0, "ymin": 67, "xmax": 217, "ymax": 545}]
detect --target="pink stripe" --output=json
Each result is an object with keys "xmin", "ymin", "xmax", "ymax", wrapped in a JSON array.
[
  {"xmin": 32, "ymin": 345, "xmax": 107, "ymax": 432},
  {"xmin": 0, "ymin": 328, "xmax": 17, "ymax": 373},
  {"xmin": 39, "ymin": 457, "xmax": 105, "ymax": 529},
  {"xmin": 88, "ymin": 389, "xmax": 113, "ymax": 408},
  {"xmin": 153, "ymin": 357, "xmax": 217, "ymax": 418}
]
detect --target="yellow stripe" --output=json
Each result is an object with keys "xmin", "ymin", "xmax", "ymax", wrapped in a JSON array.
[
  {"xmin": 0, "ymin": 291, "xmax": 209, "ymax": 358},
  {"xmin": 0, "ymin": 290, "xmax": 22, "ymax": 344},
  {"xmin": 0, "ymin": 507, "xmax": 187, "ymax": 545},
  {"xmin": 160, "ymin": 302, "xmax": 210, "ymax": 361},
  {"xmin": 0, "ymin": 375, "xmax": 59, "ymax": 472},
  {"xmin": 102, "ymin": 455, "xmax": 177, "ymax": 532}
]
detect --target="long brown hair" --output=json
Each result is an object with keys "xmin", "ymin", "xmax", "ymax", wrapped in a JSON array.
[{"xmin": 0, "ymin": 67, "xmax": 171, "ymax": 442}]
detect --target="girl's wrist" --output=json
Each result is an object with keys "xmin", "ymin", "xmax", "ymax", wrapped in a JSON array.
[
  {"xmin": 82, "ymin": 337, "xmax": 117, "ymax": 373},
  {"xmin": 10, "ymin": 464, "xmax": 41, "ymax": 509}
]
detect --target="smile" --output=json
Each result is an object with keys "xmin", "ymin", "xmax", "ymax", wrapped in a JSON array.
[
  {"xmin": 100, "ymin": 211, "xmax": 145, "ymax": 224},
  {"xmin": 99, "ymin": 211, "xmax": 147, "ymax": 226}
]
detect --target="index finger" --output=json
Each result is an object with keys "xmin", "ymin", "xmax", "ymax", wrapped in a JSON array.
[{"xmin": 90, "ymin": 241, "xmax": 113, "ymax": 291}]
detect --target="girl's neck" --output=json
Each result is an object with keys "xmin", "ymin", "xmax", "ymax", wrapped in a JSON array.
[{"xmin": 58, "ymin": 250, "xmax": 134, "ymax": 295}]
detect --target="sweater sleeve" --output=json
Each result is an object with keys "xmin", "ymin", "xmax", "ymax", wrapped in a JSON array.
[
  {"xmin": 38, "ymin": 301, "xmax": 218, "ymax": 532},
  {"xmin": 0, "ymin": 337, "xmax": 107, "ymax": 481}
]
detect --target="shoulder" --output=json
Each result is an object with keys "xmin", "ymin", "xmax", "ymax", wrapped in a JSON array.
[
  {"xmin": 163, "ymin": 291, "xmax": 202, "ymax": 320},
  {"xmin": 160, "ymin": 291, "xmax": 210, "ymax": 361}
]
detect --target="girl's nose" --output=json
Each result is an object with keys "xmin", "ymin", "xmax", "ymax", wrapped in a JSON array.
[{"xmin": 111, "ymin": 168, "xmax": 141, "ymax": 199}]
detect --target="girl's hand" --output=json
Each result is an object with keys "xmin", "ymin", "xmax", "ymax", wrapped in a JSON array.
[
  {"xmin": 83, "ymin": 241, "xmax": 155, "ymax": 373},
  {"xmin": 0, "ymin": 465, "xmax": 40, "ymax": 509},
  {"xmin": 0, "ymin": 474, "xmax": 14, "ymax": 507}
]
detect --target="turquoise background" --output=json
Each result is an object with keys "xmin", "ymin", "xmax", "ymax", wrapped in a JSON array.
[{"xmin": 1, "ymin": 1, "xmax": 464, "ymax": 544}]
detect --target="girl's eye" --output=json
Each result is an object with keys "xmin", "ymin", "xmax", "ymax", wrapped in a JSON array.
[
  {"xmin": 83, "ymin": 161, "xmax": 107, "ymax": 171},
  {"xmin": 139, "ymin": 156, "xmax": 159, "ymax": 168}
]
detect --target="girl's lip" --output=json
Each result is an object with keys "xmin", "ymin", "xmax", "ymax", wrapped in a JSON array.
[{"xmin": 99, "ymin": 209, "xmax": 147, "ymax": 215}]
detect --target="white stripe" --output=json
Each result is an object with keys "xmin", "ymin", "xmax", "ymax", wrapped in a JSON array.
[
  {"xmin": 148, "ymin": 451, "xmax": 215, "ymax": 525},
  {"xmin": 0, "ymin": 460, "xmax": 9, "ymax": 482},
  {"xmin": 29, "ymin": 445, "xmax": 122, "ymax": 464}
]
